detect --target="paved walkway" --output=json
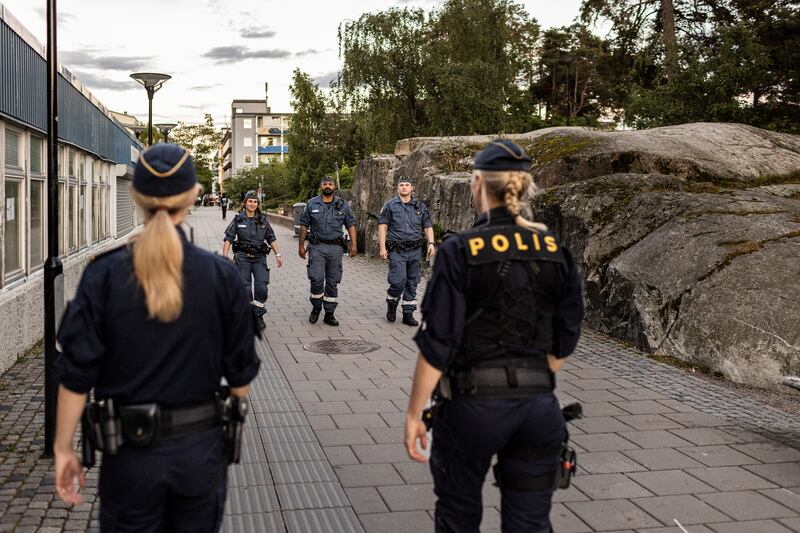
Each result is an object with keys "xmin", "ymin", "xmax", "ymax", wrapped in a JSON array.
[{"xmin": 0, "ymin": 206, "xmax": 798, "ymax": 532}]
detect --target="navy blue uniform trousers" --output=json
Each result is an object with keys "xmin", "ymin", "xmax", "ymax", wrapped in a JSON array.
[
  {"xmin": 98, "ymin": 428, "xmax": 227, "ymax": 533},
  {"xmin": 430, "ymin": 394, "xmax": 565, "ymax": 533},
  {"xmin": 235, "ymin": 252, "xmax": 269, "ymax": 317}
]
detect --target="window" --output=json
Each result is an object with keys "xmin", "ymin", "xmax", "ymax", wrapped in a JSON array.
[
  {"xmin": 30, "ymin": 180, "xmax": 45, "ymax": 267},
  {"xmin": 235, "ymin": 107, "xmax": 243, "ymax": 113},
  {"xmin": 243, "ymin": 137, "xmax": 252, "ymax": 147},
  {"xmin": 68, "ymin": 150, "xmax": 76, "ymax": 177},
  {"xmin": 268, "ymin": 138, "xmax": 274, "ymax": 146},
  {"xmin": 259, "ymin": 136, "xmax": 268, "ymax": 147},
  {"xmin": 68, "ymin": 184, "xmax": 76, "ymax": 250},
  {"xmin": 4, "ymin": 180, "xmax": 22, "ymax": 275},
  {"xmin": 4, "ymin": 130, "xmax": 21, "ymax": 168},
  {"xmin": 257, "ymin": 116, "xmax": 264, "ymax": 128},
  {"xmin": 243, "ymin": 119, "xmax": 252, "ymax": 129},
  {"xmin": 58, "ymin": 182, "xmax": 65, "ymax": 256},
  {"xmin": 243, "ymin": 155, "xmax": 253, "ymax": 165},
  {"xmin": 79, "ymin": 184, "xmax": 86, "ymax": 247},
  {"xmin": 30, "ymin": 136, "xmax": 44, "ymax": 174}
]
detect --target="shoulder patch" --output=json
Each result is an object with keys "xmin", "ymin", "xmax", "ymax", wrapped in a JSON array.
[{"xmin": 458, "ymin": 225, "xmax": 565, "ymax": 266}]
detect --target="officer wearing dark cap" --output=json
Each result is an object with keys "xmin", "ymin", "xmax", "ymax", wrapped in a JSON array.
[
  {"xmin": 223, "ymin": 190, "xmax": 284, "ymax": 330},
  {"xmin": 378, "ymin": 176, "xmax": 435, "ymax": 325},
  {"xmin": 298, "ymin": 176, "xmax": 357, "ymax": 325},
  {"xmin": 404, "ymin": 139, "xmax": 584, "ymax": 532},
  {"xmin": 54, "ymin": 143, "xmax": 260, "ymax": 532}
]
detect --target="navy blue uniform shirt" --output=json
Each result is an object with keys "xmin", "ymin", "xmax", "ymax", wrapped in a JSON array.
[
  {"xmin": 414, "ymin": 208, "xmax": 583, "ymax": 372},
  {"xmin": 298, "ymin": 196, "xmax": 356, "ymax": 241},
  {"xmin": 224, "ymin": 211, "xmax": 277, "ymax": 249},
  {"xmin": 378, "ymin": 196, "xmax": 433, "ymax": 242},
  {"xmin": 57, "ymin": 227, "xmax": 261, "ymax": 407}
]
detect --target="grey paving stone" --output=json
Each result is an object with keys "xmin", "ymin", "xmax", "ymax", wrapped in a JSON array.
[
  {"xmin": 393, "ymin": 462, "xmax": 432, "ymax": 485},
  {"xmin": 632, "ymin": 494, "xmax": 730, "ymax": 525},
  {"xmin": 778, "ymin": 517, "xmax": 800, "ymax": 531},
  {"xmin": 284, "ymin": 507, "xmax": 364, "ymax": 533},
  {"xmin": 549, "ymin": 503, "xmax": 592, "ymax": 532},
  {"xmin": 261, "ymin": 425, "xmax": 317, "ymax": 444},
  {"xmin": 627, "ymin": 470, "xmax": 716, "ymax": 496},
  {"xmin": 332, "ymin": 414, "xmax": 389, "ymax": 429},
  {"xmin": 571, "ymin": 378, "xmax": 619, "ymax": 390},
  {"xmin": 290, "ymin": 380, "xmax": 334, "ymax": 392},
  {"xmin": 699, "ymin": 491, "xmax": 796, "ymax": 521},
  {"xmin": 566, "ymin": 499, "xmax": 662, "ymax": 530},
  {"xmin": 676, "ymin": 445, "xmax": 762, "ymax": 467},
  {"xmin": 572, "ymin": 417, "xmax": 635, "ymax": 434},
  {"xmin": 300, "ymin": 400, "xmax": 353, "ymax": 415},
  {"xmin": 572, "ymin": 433, "xmax": 640, "ymax": 452},
  {"xmin": 221, "ymin": 512, "xmax": 286, "ymax": 533},
  {"xmin": 708, "ymin": 520, "xmax": 795, "ymax": 533},
  {"xmin": 377, "ymin": 484, "xmax": 435, "ymax": 512},
  {"xmin": 227, "ymin": 464, "xmax": 274, "ymax": 487},
  {"xmin": 613, "ymin": 414, "xmax": 685, "ymax": 431},
  {"xmin": 744, "ymin": 463, "xmax": 800, "ymax": 488},
  {"xmin": 276, "ymin": 481, "xmax": 350, "ymax": 510},
  {"xmin": 663, "ymin": 412, "xmax": 729, "ymax": 428},
  {"xmin": 577, "ymin": 401, "xmax": 627, "ymax": 416},
  {"xmin": 612, "ymin": 400, "xmax": 676, "ymax": 415},
  {"xmin": 553, "ymin": 485, "xmax": 591, "ymax": 503},
  {"xmin": 361, "ymin": 388, "xmax": 408, "ymax": 401},
  {"xmin": 638, "ymin": 526, "xmax": 715, "ymax": 533},
  {"xmin": 346, "ymin": 400, "xmax": 400, "ymax": 414},
  {"xmin": 670, "ymin": 427, "xmax": 743, "ymax": 446},
  {"xmin": 265, "ymin": 441, "xmax": 327, "ymax": 462},
  {"xmin": 271, "ymin": 461, "xmax": 337, "ymax": 484},
  {"xmin": 569, "ymin": 390, "xmax": 629, "ymax": 403},
  {"xmin": 359, "ymin": 510, "xmax": 434, "ymax": 533},
  {"xmin": 580, "ymin": 451, "xmax": 648, "ymax": 474},
  {"xmin": 733, "ymin": 443, "xmax": 800, "ymax": 463},
  {"xmin": 612, "ymin": 388, "xmax": 669, "ymax": 401},
  {"xmin": 307, "ymin": 415, "xmax": 336, "ymax": 430},
  {"xmin": 759, "ymin": 488, "xmax": 800, "ymax": 513},
  {"xmin": 686, "ymin": 466, "xmax": 778, "ymax": 491},
  {"xmin": 324, "ymin": 446, "xmax": 360, "ymax": 466},
  {"xmin": 344, "ymin": 487, "xmax": 390, "ymax": 514},
  {"xmin": 617, "ymin": 430, "xmax": 694, "ymax": 449},
  {"xmin": 316, "ymin": 428, "xmax": 375, "ymax": 446},
  {"xmin": 572, "ymin": 473, "xmax": 653, "ymax": 500},
  {"xmin": 352, "ymin": 443, "xmax": 411, "ymax": 464},
  {"xmin": 623, "ymin": 448, "xmax": 705, "ymax": 470},
  {"xmin": 335, "ymin": 464, "xmax": 405, "ymax": 487},
  {"xmin": 318, "ymin": 390, "xmax": 366, "ymax": 402},
  {"xmin": 225, "ymin": 485, "xmax": 280, "ymax": 514}
]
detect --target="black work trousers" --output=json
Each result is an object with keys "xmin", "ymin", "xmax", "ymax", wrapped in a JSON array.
[
  {"xmin": 430, "ymin": 393, "xmax": 565, "ymax": 533},
  {"xmin": 98, "ymin": 428, "xmax": 227, "ymax": 533}
]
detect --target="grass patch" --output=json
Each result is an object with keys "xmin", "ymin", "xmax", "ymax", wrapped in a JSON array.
[
  {"xmin": 16, "ymin": 338, "xmax": 44, "ymax": 365},
  {"xmin": 435, "ymin": 143, "xmax": 485, "ymax": 173},
  {"xmin": 649, "ymin": 353, "xmax": 725, "ymax": 379},
  {"xmin": 703, "ymin": 169, "xmax": 800, "ymax": 189},
  {"xmin": 523, "ymin": 135, "xmax": 599, "ymax": 170},
  {"xmin": 684, "ymin": 209, "xmax": 788, "ymax": 220}
]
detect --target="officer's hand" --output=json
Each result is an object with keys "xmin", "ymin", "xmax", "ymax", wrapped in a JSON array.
[
  {"xmin": 54, "ymin": 450, "xmax": 85, "ymax": 505},
  {"xmin": 547, "ymin": 354, "xmax": 565, "ymax": 373},
  {"xmin": 427, "ymin": 245, "xmax": 436, "ymax": 259},
  {"xmin": 379, "ymin": 249, "xmax": 388, "ymax": 261},
  {"xmin": 276, "ymin": 255, "xmax": 284, "ymax": 268},
  {"xmin": 298, "ymin": 246, "xmax": 306, "ymax": 259},
  {"xmin": 349, "ymin": 245, "xmax": 358, "ymax": 258},
  {"xmin": 404, "ymin": 413, "xmax": 429, "ymax": 462}
]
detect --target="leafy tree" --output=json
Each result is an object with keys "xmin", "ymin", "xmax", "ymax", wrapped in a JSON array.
[
  {"xmin": 169, "ymin": 114, "xmax": 223, "ymax": 194},
  {"xmin": 225, "ymin": 161, "xmax": 294, "ymax": 209}
]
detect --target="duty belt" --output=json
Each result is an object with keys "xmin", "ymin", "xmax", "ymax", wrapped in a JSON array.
[
  {"xmin": 387, "ymin": 238, "xmax": 425, "ymax": 252},
  {"xmin": 437, "ymin": 356, "xmax": 553, "ymax": 400}
]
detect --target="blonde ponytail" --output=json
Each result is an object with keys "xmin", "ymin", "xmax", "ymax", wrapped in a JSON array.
[
  {"xmin": 476, "ymin": 170, "xmax": 548, "ymax": 232},
  {"xmin": 130, "ymin": 185, "xmax": 198, "ymax": 322}
]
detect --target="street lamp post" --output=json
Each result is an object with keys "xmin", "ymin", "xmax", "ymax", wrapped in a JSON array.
[
  {"xmin": 155, "ymin": 122, "xmax": 178, "ymax": 144},
  {"xmin": 130, "ymin": 72, "xmax": 171, "ymax": 146}
]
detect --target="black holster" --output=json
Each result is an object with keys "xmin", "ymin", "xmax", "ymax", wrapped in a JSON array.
[
  {"xmin": 219, "ymin": 391, "xmax": 249, "ymax": 464},
  {"xmin": 80, "ymin": 398, "xmax": 122, "ymax": 468}
]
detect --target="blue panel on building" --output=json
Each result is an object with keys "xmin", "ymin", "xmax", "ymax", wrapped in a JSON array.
[{"xmin": 258, "ymin": 146, "xmax": 289, "ymax": 154}]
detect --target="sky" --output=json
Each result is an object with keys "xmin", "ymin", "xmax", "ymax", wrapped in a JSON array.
[{"xmin": 2, "ymin": 0, "xmax": 586, "ymax": 127}]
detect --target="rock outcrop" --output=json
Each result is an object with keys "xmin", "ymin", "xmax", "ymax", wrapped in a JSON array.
[{"xmin": 350, "ymin": 123, "xmax": 800, "ymax": 389}]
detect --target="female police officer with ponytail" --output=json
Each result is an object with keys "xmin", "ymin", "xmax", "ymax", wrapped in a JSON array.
[
  {"xmin": 54, "ymin": 144, "xmax": 260, "ymax": 532},
  {"xmin": 404, "ymin": 140, "xmax": 583, "ymax": 533}
]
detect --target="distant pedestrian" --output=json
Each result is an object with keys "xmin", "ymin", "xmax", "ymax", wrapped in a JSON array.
[
  {"xmin": 378, "ymin": 176, "xmax": 435, "ymax": 326},
  {"xmin": 54, "ymin": 143, "xmax": 260, "ymax": 532},
  {"xmin": 404, "ymin": 140, "xmax": 584, "ymax": 532},
  {"xmin": 221, "ymin": 193, "xmax": 229, "ymax": 220},
  {"xmin": 298, "ymin": 176, "xmax": 357, "ymax": 326},
  {"xmin": 223, "ymin": 190, "xmax": 283, "ymax": 330}
]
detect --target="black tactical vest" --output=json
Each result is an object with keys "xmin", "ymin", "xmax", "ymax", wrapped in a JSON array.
[{"xmin": 454, "ymin": 224, "xmax": 567, "ymax": 368}]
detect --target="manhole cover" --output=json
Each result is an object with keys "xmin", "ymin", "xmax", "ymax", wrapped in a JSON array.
[{"xmin": 303, "ymin": 339, "xmax": 381, "ymax": 354}]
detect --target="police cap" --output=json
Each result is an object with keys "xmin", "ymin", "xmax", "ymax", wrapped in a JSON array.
[
  {"xmin": 396, "ymin": 175, "xmax": 413, "ymax": 186},
  {"xmin": 320, "ymin": 175, "xmax": 335, "ymax": 185},
  {"xmin": 473, "ymin": 139, "xmax": 531, "ymax": 172},
  {"xmin": 244, "ymin": 190, "xmax": 259, "ymax": 201},
  {"xmin": 134, "ymin": 144, "xmax": 197, "ymax": 197}
]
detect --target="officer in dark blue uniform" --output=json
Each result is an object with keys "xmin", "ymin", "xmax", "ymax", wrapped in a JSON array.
[
  {"xmin": 378, "ymin": 176, "xmax": 436, "ymax": 326},
  {"xmin": 298, "ymin": 176, "xmax": 357, "ymax": 326},
  {"xmin": 53, "ymin": 144, "xmax": 261, "ymax": 532},
  {"xmin": 223, "ymin": 190, "xmax": 284, "ymax": 330},
  {"xmin": 404, "ymin": 140, "xmax": 584, "ymax": 533}
]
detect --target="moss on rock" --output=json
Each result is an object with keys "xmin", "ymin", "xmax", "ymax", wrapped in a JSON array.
[{"xmin": 523, "ymin": 135, "xmax": 599, "ymax": 170}]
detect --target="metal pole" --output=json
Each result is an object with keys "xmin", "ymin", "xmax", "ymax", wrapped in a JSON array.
[
  {"xmin": 280, "ymin": 116, "xmax": 284, "ymax": 162},
  {"xmin": 147, "ymin": 88, "xmax": 154, "ymax": 146},
  {"xmin": 334, "ymin": 162, "xmax": 340, "ymax": 190},
  {"xmin": 43, "ymin": 0, "xmax": 64, "ymax": 459}
]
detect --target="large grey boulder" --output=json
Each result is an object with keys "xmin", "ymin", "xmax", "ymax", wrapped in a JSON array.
[{"xmin": 349, "ymin": 123, "xmax": 800, "ymax": 389}]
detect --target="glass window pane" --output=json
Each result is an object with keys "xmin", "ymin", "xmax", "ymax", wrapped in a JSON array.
[
  {"xmin": 30, "ymin": 137, "xmax": 44, "ymax": 174},
  {"xmin": 58, "ymin": 182, "xmax": 65, "ymax": 255},
  {"xmin": 4, "ymin": 181, "xmax": 22, "ymax": 273},
  {"xmin": 30, "ymin": 181, "xmax": 44, "ymax": 266},
  {"xmin": 80, "ymin": 185, "xmax": 86, "ymax": 246},
  {"xmin": 5, "ymin": 131, "xmax": 20, "ymax": 168},
  {"xmin": 69, "ymin": 184, "xmax": 76, "ymax": 250}
]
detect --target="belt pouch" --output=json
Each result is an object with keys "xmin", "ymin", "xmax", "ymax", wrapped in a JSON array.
[{"xmin": 120, "ymin": 404, "xmax": 160, "ymax": 447}]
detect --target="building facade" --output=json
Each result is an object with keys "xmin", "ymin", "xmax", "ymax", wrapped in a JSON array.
[
  {"xmin": 0, "ymin": 3, "xmax": 144, "ymax": 373},
  {"xmin": 223, "ymin": 99, "xmax": 291, "ymax": 180}
]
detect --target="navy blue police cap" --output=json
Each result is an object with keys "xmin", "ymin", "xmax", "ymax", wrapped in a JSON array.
[
  {"xmin": 244, "ymin": 190, "xmax": 259, "ymax": 200},
  {"xmin": 396, "ymin": 175, "xmax": 413, "ymax": 186},
  {"xmin": 320, "ymin": 175, "xmax": 335, "ymax": 185},
  {"xmin": 134, "ymin": 144, "xmax": 197, "ymax": 197},
  {"xmin": 473, "ymin": 139, "xmax": 531, "ymax": 172}
]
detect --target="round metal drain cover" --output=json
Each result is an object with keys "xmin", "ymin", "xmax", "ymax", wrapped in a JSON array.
[{"xmin": 303, "ymin": 339, "xmax": 381, "ymax": 354}]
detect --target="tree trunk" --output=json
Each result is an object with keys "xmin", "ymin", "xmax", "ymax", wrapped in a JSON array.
[{"xmin": 661, "ymin": 0, "xmax": 679, "ymax": 84}]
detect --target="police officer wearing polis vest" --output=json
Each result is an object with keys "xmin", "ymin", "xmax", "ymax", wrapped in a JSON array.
[
  {"xmin": 223, "ymin": 190, "xmax": 284, "ymax": 330},
  {"xmin": 54, "ymin": 144, "xmax": 261, "ymax": 532},
  {"xmin": 404, "ymin": 140, "xmax": 584, "ymax": 532},
  {"xmin": 298, "ymin": 176, "xmax": 357, "ymax": 326},
  {"xmin": 220, "ymin": 192, "xmax": 229, "ymax": 220},
  {"xmin": 378, "ymin": 176, "xmax": 436, "ymax": 326}
]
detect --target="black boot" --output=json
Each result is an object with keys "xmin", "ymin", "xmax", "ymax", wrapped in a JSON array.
[
  {"xmin": 324, "ymin": 313, "xmax": 339, "ymax": 326},
  {"xmin": 386, "ymin": 300, "xmax": 398, "ymax": 322},
  {"xmin": 402, "ymin": 312, "xmax": 419, "ymax": 327},
  {"xmin": 259, "ymin": 316, "xmax": 267, "ymax": 331},
  {"xmin": 309, "ymin": 308, "xmax": 321, "ymax": 324}
]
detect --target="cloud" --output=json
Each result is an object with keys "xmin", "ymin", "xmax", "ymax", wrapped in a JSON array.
[
  {"xmin": 203, "ymin": 46, "xmax": 291, "ymax": 63},
  {"xmin": 313, "ymin": 71, "xmax": 340, "ymax": 88},
  {"xmin": 189, "ymin": 84, "xmax": 220, "ymax": 91},
  {"xmin": 33, "ymin": 7, "xmax": 76, "ymax": 25},
  {"xmin": 70, "ymin": 71, "xmax": 135, "ymax": 91},
  {"xmin": 295, "ymin": 49, "xmax": 322, "ymax": 57},
  {"xmin": 61, "ymin": 50, "xmax": 152, "ymax": 72},
  {"xmin": 241, "ymin": 27, "xmax": 276, "ymax": 39}
]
